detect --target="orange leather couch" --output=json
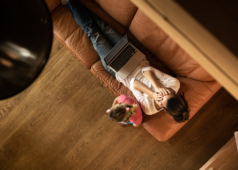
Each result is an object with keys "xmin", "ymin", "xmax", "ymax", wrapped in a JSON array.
[{"xmin": 45, "ymin": 0, "xmax": 221, "ymax": 141}]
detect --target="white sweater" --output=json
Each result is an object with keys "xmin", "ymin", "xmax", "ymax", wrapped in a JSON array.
[{"xmin": 116, "ymin": 59, "xmax": 180, "ymax": 115}]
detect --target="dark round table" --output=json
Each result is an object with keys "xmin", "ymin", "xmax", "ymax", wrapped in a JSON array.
[{"xmin": 0, "ymin": 0, "xmax": 53, "ymax": 100}]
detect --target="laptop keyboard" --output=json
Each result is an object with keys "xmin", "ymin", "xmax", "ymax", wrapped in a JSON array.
[{"xmin": 109, "ymin": 44, "xmax": 137, "ymax": 72}]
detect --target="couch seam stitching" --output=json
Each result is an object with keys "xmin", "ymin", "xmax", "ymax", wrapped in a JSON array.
[
  {"xmin": 153, "ymin": 36, "xmax": 169, "ymax": 55},
  {"xmin": 153, "ymin": 38, "xmax": 214, "ymax": 81},
  {"xmin": 202, "ymin": 81, "xmax": 214, "ymax": 93},
  {"xmin": 186, "ymin": 65, "xmax": 202, "ymax": 78},
  {"xmin": 128, "ymin": 7, "xmax": 139, "ymax": 29},
  {"xmin": 51, "ymin": 4, "xmax": 62, "ymax": 14},
  {"xmin": 53, "ymin": 33, "xmax": 94, "ymax": 69},
  {"xmin": 64, "ymin": 27, "xmax": 81, "ymax": 42}
]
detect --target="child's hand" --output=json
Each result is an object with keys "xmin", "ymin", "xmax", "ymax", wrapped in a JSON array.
[
  {"xmin": 133, "ymin": 123, "xmax": 140, "ymax": 127},
  {"xmin": 106, "ymin": 109, "xmax": 110, "ymax": 115}
]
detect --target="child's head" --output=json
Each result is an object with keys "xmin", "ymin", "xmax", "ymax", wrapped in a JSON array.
[{"xmin": 107, "ymin": 103, "xmax": 137, "ymax": 122}]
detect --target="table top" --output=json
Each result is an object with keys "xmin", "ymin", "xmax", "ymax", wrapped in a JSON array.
[{"xmin": 200, "ymin": 136, "xmax": 238, "ymax": 170}]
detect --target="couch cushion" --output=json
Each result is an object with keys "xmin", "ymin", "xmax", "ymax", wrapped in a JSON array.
[
  {"xmin": 155, "ymin": 37, "xmax": 214, "ymax": 81},
  {"xmin": 94, "ymin": 0, "xmax": 138, "ymax": 28},
  {"xmin": 129, "ymin": 10, "xmax": 168, "ymax": 54},
  {"xmin": 52, "ymin": 6, "xmax": 99, "ymax": 69},
  {"xmin": 78, "ymin": 0, "xmax": 128, "ymax": 35},
  {"xmin": 142, "ymin": 77, "xmax": 221, "ymax": 141},
  {"xmin": 129, "ymin": 9, "xmax": 214, "ymax": 82},
  {"xmin": 91, "ymin": 60, "xmax": 134, "ymax": 97}
]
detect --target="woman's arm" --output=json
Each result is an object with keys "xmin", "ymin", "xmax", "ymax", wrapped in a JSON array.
[
  {"xmin": 133, "ymin": 80, "xmax": 162, "ymax": 101},
  {"xmin": 143, "ymin": 70, "xmax": 170, "ymax": 96},
  {"xmin": 130, "ymin": 83, "xmax": 158, "ymax": 115}
]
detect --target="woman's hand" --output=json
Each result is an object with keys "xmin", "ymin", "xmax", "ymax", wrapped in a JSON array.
[
  {"xmin": 152, "ymin": 92, "xmax": 163, "ymax": 101},
  {"xmin": 156, "ymin": 88, "xmax": 170, "ymax": 97}
]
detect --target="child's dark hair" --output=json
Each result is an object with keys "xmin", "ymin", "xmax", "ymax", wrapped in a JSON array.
[
  {"xmin": 164, "ymin": 93, "xmax": 190, "ymax": 123},
  {"xmin": 108, "ymin": 103, "xmax": 137, "ymax": 122}
]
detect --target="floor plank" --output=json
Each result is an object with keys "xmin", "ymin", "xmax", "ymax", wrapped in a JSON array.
[
  {"xmin": 129, "ymin": 141, "xmax": 173, "ymax": 170},
  {"xmin": 104, "ymin": 128, "xmax": 155, "ymax": 170},
  {"xmin": 80, "ymin": 125, "xmax": 142, "ymax": 170},
  {"xmin": 65, "ymin": 115, "xmax": 117, "ymax": 167}
]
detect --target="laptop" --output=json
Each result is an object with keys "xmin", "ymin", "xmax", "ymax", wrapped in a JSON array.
[{"xmin": 104, "ymin": 34, "xmax": 145, "ymax": 79}]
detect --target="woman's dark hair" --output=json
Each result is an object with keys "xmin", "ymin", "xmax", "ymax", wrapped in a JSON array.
[{"xmin": 164, "ymin": 93, "xmax": 190, "ymax": 123}]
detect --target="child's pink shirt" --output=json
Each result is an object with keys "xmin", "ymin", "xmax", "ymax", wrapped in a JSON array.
[{"xmin": 117, "ymin": 94, "xmax": 143, "ymax": 125}]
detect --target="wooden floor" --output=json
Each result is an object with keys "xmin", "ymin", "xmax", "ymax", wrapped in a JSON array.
[{"xmin": 1, "ymin": 38, "xmax": 238, "ymax": 170}]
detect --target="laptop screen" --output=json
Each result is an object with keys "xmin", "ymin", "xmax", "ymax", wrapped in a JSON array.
[{"xmin": 104, "ymin": 34, "xmax": 128, "ymax": 64}]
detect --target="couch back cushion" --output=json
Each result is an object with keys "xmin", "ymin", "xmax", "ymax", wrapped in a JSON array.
[
  {"xmin": 94, "ymin": 0, "xmax": 138, "ymax": 28},
  {"xmin": 129, "ymin": 9, "xmax": 214, "ymax": 81},
  {"xmin": 78, "ymin": 0, "xmax": 128, "ymax": 35}
]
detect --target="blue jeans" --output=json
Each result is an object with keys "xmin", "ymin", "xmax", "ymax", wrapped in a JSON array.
[{"xmin": 66, "ymin": 0, "xmax": 123, "ymax": 77}]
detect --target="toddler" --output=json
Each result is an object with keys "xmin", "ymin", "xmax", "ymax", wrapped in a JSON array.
[{"xmin": 107, "ymin": 94, "xmax": 142, "ymax": 127}]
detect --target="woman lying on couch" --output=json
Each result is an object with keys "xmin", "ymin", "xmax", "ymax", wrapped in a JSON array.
[{"xmin": 62, "ymin": 0, "xmax": 189, "ymax": 123}]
